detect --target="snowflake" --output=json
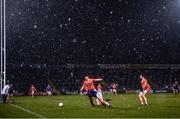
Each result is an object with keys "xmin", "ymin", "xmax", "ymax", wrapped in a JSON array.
[
  {"xmin": 73, "ymin": 38, "xmax": 77, "ymax": 43},
  {"xmin": 11, "ymin": 13, "xmax": 15, "ymax": 16},
  {"xmin": 34, "ymin": 25, "xmax": 38, "ymax": 29},
  {"xmin": 68, "ymin": 18, "xmax": 71, "ymax": 21},
  {"xmin": 162, "ymin": 6, "xmax": 166, "ymax": 9},
  {"xmin": 110, "ymin": 11, "xmax": 113, "ymax": 14}
]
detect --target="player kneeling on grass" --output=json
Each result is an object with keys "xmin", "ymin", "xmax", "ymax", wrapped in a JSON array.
[
  {"xmin": 96, "ymin": 83, "xmax": 102, "ymax": 105},
  {"xmin": 96, "ymin": 83, "xmax": 112, "ymax": 106},
  {"xmin": 139, "ymin": 74, "xmax": 151, "ymax": 106},
  {"xmin": 80, "ymin": 76, "xmax": 111, "ymax": 107}
]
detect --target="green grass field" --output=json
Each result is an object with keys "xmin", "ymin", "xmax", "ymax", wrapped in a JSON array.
[{"xmin": 0, "ymin": 93, "xmax": 180, "ymax": 118}]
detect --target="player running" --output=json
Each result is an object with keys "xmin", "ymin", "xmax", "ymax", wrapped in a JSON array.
[
  {"xmin": 29, "ymin": 84, "xmax": 36, "ymax": 98},
  {"xmin": 112, "ymin": 83, "xmax": 118, "ymax": 95},
  {"xmin": 80, "ymin": 76, "xmax": 111, "ymax": 107},
  {"xmin": 138, "ymin": 74, "xmax": 151, "ymax": 106}
]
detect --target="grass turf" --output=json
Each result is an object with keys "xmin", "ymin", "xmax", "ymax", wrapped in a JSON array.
[{"xmin": 0, "ymin": 93, "xmax": 180, "ymax": 118}]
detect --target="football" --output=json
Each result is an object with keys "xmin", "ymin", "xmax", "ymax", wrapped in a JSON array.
[{"xmin": 58, "ymin": 103, "xmax": 63, "ymax": 107}]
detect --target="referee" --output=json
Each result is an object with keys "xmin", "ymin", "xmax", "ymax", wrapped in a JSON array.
[{"xmin": 1, "ymin": 83, "xmax": 10, "ymax": 103}]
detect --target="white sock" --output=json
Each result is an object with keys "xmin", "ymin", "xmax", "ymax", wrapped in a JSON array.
[{"xmin": 104, "ymin": 101, "xmax": 110, "ymax": 106}]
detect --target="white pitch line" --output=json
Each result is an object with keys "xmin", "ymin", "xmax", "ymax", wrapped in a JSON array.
[{"xmin": 10, "ymin": 104, "xmax": 46, "ymax": 118}]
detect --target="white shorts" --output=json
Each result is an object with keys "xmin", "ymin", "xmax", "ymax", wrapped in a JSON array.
[
  {"xmin": 32, "ymin": 91, "xmax": 35, "ymax": 95},
  {"xmin": 113, "ymin": 89, "xmax": 117, "ymax": 92},
  {"xmin": 96, "ymin": 91, "xmax": 103, "ymax": 102},
  {"xmin": 47, "ymin": 91, "xmax": 52, "ymax": 95},
  {"xmin": 139, "ymin": 90, "xmax": 147, "ymax": 96}
]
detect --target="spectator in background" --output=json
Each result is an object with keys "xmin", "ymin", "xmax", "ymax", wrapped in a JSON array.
[
  {"xmin": 1, "ymin": 83, "xmax": 11, "ymax": 103},
  {"xmin": 46, "ymin": 84, "xmax": 53, "ymax": 96},
  {"xmin": 173, "ymin": 80, "xmax": 179, "ymax": 96}
]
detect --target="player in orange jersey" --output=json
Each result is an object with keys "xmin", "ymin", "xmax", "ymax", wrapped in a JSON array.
[
  {"xmin": 139, "ymin": 74, "xmax": 151, "ymax": 106},
  {"xmin": 29, "ymin": 85, "xmax": 36, "ymax": 98},
  {"xmin": 80, "ymin": 76, "xmax": 111, "ymax": 107}
]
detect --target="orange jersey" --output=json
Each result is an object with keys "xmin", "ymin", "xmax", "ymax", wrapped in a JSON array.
[
  {"xmin": 146, "ymin": 83, "xmax": 151, "ymax": 91},
  {"xmin": 97, "ymin": 84, "xmax": 102, "ymax": 91},
  {"xmin": 141, "ymin": 78, "xmax": 147, "ymax": 90},
  {"xmin": 83, "ymin": 79, "xmax": 96, "ymax": 90},
  {"xmin": 82, "ymin": 80, "xmax": 88, "ymax": 91}
]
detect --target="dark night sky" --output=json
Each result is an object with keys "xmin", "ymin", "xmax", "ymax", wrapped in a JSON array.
[{"xmin": 6, "ymin": 0, "xmax": 180, "ymax": 65}]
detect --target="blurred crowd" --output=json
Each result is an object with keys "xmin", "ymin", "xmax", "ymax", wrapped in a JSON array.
[{"xmin": 6, "ymin": 65, "xmax": 180, "ymax": 95}]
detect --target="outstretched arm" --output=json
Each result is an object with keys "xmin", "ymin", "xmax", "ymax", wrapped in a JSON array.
[
  {"xmin": 80, "ymin": 83, "xmax": 85, "ymax": 91},
  {"xmin": 93, "ymin": 78, "xmax": 103, "ymax": 81}
]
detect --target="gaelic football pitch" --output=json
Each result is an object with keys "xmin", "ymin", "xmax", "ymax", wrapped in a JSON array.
[{"xmin": 0, "ymin": 93, "xmax": 180, "ymax": 118}]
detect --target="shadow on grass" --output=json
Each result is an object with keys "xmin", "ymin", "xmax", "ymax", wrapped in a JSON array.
[{"xmin": 93, "ymin": 105, "xmax": 137, "ymax": 111}]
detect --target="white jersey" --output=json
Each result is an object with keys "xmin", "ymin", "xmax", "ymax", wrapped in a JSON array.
[{"xmin": 1, "ymin": 85, "xmax": 10, "ymax": 95}]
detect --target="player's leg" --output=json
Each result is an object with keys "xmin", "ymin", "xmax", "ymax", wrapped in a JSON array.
[
  {"xmin": 139, "ymin": 92, "xmax": 144, "ymax": 105},
  {"xmin": 2, "ymin": 94, "xmax": 6, "ymax": 103},
  {"xmin": 7, "ymin": 94, "xmax": 9, "ymax": 103},
  {"xmin": 114, "ymin": 89, "xmax": 117, "ymax": 95},
  {"xmin": 142, "ymin": 90, "xmax": 148, "ymax": 105},
  {"xmin": 32, "ymin": 91, "xmax": 34, "ymax": 98},
  {"xmin": 175, "ymin": 89, "xmax": 178, "ymax": 96},
  {"xmin": 9, "ymin": 94, "xmax": 14, "ymax": 103},
  {"xmin": 96, "ymin": 98, "xmax": 101, "ymax": 105},
  {"xmin": 89, "ymin": 97, "xmax": 95, "ymax": 106},
  {"xmin": 96, "ymin": 91, "xmax": 110, "ymax": 106},
  {"xmin": 112, "ymin": 89, "xmax": 115, "ymax": 95},
  {"xmin": 87, "ymin": 90, "xmax": 95, "ymax": 106}
]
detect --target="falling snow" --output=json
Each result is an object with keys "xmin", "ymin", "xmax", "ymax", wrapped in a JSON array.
[{"xmin": 6, "ymin": 0, "xmax": 180, "ymax": 64}]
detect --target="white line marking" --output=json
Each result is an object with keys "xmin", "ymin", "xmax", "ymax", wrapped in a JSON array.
[{"xmin": 10, "ymin": 104, "xmax": 46, "ymax": 118}]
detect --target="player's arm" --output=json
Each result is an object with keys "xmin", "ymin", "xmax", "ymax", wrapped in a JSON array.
[
  {"xmin": 93, "ymin": 78, "xmax": 103, "ymax": 81},
  {"xmin": 80, "ymin": 82, "xmax": 85, "ymax": 91}
]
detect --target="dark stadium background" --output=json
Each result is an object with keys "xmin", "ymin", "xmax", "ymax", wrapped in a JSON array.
[{"xmin": 5, "ymin": 0, "xmax": 180, "ymax": 94}]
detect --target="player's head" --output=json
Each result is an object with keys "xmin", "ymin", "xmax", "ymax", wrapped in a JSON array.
[
  {"xmin": 140, "ymin": 73, "xmax": 148, "ymax": 79},
  {"xmin": 140, "ymin": 74, "xmax": 145, "ymax": 79},
  {"xmin": 85, "ymin": 76, "xmax": 89, "ymax": 80}
]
